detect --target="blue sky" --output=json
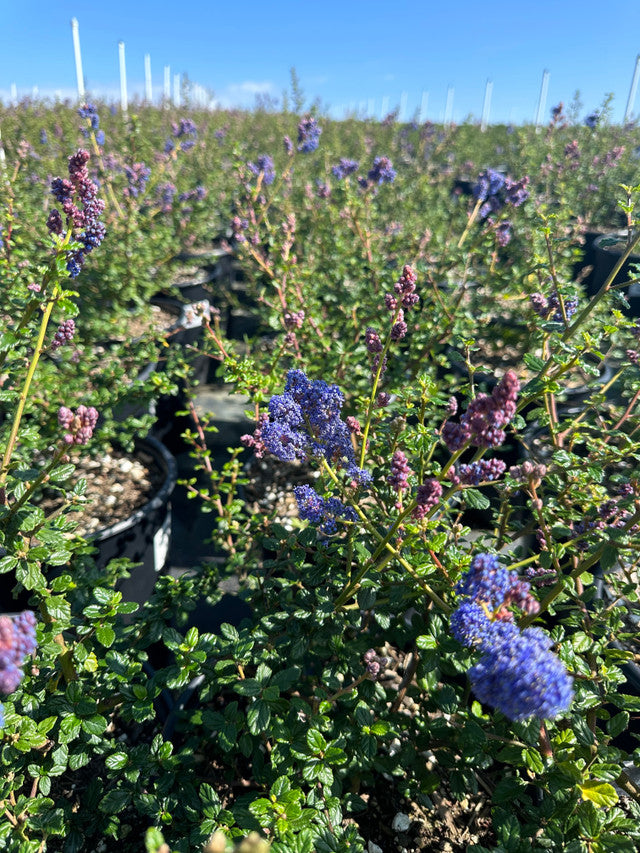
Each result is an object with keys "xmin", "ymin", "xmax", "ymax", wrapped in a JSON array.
[{"xmin": 2, "ymin": 0, "xmax": 640, "ymax": 124}]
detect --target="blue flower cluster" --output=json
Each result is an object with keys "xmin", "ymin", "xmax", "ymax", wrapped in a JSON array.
[
  {"xmin": 297, "ymin": 116, "xmax": 322, "ymax": 153},
  {"xmin": 248, "ymin": 154, "xmax": 276, "ymax": 186},
  {"xmin": 332, "ymin": 158, "xmax": 360, "ymax": 180},
  {"xmin": 0, "ymin": 611, "xmax": 38, "ymax": 727},
  {"xmin": 78, "ymin": 103, "xmax": 104, "ymax": 145},
  {"xmin": 367, "ymin": 156, "xmax": 396, "ymax": 185},
  {"xmin": 261, "ymin": 369, "xmax": 370, "ymax": 485},
  {"xmin": 472, "ymin": 168, "xmax": 529, "ymax": 220},
  {"xmin": 451, "ymin": 554, "xmax": 573, "ymax": 722},
  {"xmin": 294, "ymin": 484, "xmax": 356, "ymax": 538}
]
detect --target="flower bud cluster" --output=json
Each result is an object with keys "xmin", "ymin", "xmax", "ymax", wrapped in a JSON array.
[
  {"xmin": 0, "ymin": 610, "xmax": 38, "ymax": 725},
  {"xmin": 531, "ymin": 291, "xmax": 579, "ymax": 323},
  {"xmin": 388, "ymin": 450, "xmax": 412, "ymax": 493},
  {"xmin": 50, "ymin": 319, "xmax": 76, "ymax": 351},
  {"xmin": 48, "ymin": 149, "xmax": 106, "ymax": 278},
  {"xmin": 284, "ymin": 310, "xmax": 305, "ymax": 330},
  {"xmin": 442, "ymin": 370, "xmax": 520, "ymax": 451},
  {"xmin": 57, "ymin": 405, "xmax": 99, "ymax": 445},
  {"xmin": 448, "ymin": 458, "xmax": 506, "ymax": 486},
  {"xmin": 363, "ymin": 649, "xmax": 389, "ymax": 680},
  {"xmin": 412, "ymin": 477, "xmax": 443, "ymax": 520},
  {"xmin": 450, "ymin": 554, "xmax": 572, "ymax": 721},
  {"xmin": 509, "ymin": 460, "xmax": 547, "ymax": 488}
]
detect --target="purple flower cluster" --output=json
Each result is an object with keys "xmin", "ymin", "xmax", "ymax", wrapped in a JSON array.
[
  {"xmin": 294, "ymin": 484, "xmax": 356, "ymax": 538},
  {"xmin": 123, "ymin": 162, "xmax": 151, "ymax": 199},
  {"xmin": 584, "ymin": 111, "xmax": 600, "ymax": 129},
  {"xmin": 157, "ymin": 182, "xmax": 177, "ymax": 212},
  {"xmin": 448, "ymin": 458, "xmax": 506, "ymax": 486},
  {"xmin": 47, "ymin": 150, "xmax": 106, "ymax": 278},
  {"xmin": 388, "ymin": 449, "xmax": 412, "ymax": 493},
  {"xmin": 297, "ymin": 115, "xmax": 322, "ymax": 153},
  {"xmin": 260, "ymin": 370, "xmax": 370, "ymax": 484},
  {"xmin": 0, "ymin": 610, "xmax": 38, "ymax": 722},
  {"xmin": 332, "ymin": 158, "xmax": 359, "ymax": 180},
  {"xmin": 50, "ymin": 319, "xmax": 76, "ymax": 351},
  {"xmin": 57, "ymin": 405, "xmax": 99, "ymax": 445},
  {"xmin": 248, "ymin": 154, "xmax": 276, "ymax": 186},
  {"xmin": 412, "ymin": 477, "xmax": 443, "ymax": 520},
  {"xmin": 172, "ymin": 118, "xmax": 198, "ymax": 151},
  {"xmin": 450, "ymin": 554, "xmax": 571, "ymax": 721},
  {"xmin": 284, "ymin": 310, "xmax": 305, "ymax": 330},
  {"xmin": 363, "ymin": 648, "xmax": 389, "ymax": 680},
  {"xmin": 531, "ymin": 291, "xmax": 578, "ymax": 323},
  {"xmin": 367, "ymin": 156, "xmax": 397, "ymax": 185},
  {"xmin": 178, "ymin": 186, "xmax": 208, "ymax": 203},
  {"xmin": 472, "ymin": 169, "xmax": 529, "ymax": 219},
  {"xmin": 442, "ymin": 370, "xmax": 520, "ymax": 451}
]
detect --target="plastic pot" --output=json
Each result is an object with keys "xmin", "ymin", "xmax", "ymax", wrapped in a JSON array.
[
  {"xmin": 91, "ymin": 436, "xmax": 177, "ymax": 607},
  {"xmin": 590, "ymin": 232, "xmax": 640, "ymax": 315}
]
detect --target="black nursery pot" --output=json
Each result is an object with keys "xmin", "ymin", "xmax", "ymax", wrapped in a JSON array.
[
  {"xmin": 590, "ymin": 233, "xmax": 640, "ymax": 315},
  {"xmin": 91, "ymin": 436, "xmax": 177, "ymax": 607}
]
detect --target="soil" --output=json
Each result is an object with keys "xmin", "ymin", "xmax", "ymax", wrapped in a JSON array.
[
  {"xmin": 36, "ymin": 445, "xmax": 166, "ymax": 537},
  {"xmin": 242, "ymin": 455, "xmax": 319, "ymax": 530}
]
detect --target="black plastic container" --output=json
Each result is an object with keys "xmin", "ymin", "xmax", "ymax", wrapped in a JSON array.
[
  {"xmin": 590, "ymin": 233, "xmax": 640, "ymax": 315},
  {"xmin": 91, "ymin": 436, "xmax": 177, "ymax": 607}
]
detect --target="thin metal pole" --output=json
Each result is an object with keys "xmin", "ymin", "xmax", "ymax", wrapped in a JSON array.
[
  {"xmin": 481, "ymin": 80, "xmax": 493, "ymax": 131},
  {"xmin": 444, "ymin": 86, "xmax": 454, "ymax": 127},
  {"xmin": 624, "ymin": 54, "xmax": 640, "ymax": 123},
  {"xmin": 118, "ymin": 41, "xmax": 128, "ymax": 115},
  {"xmin": 71, "ymin": 18, "xmax": 85, "ymax": 100},
  {"xmin": 420, "ymin": 91, "xmax": 429, "ymax": 122},
  {"xmin": 163, "ymin": 65, "xmax": 171, "ymax": 105},
  {"xmin": 535, "ymin": 69, "xmax": 550, "ymax": 128},
  {"xmin": 144, "ymin": 54, "xmax": 152, "ymax": 103}
]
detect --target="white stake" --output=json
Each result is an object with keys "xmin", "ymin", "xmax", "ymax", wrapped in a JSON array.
[
  {"xmin": 367, "ymin": 98, "xmax": 375, "ymax": 117},
  {"xmin": 444, "ymin": 86, "xmax": 454, "ymax": 127},
  {"xmin": 535, "ymin": 69, "xmax": 549, "ymax": 128},
  {"xmin": 419, "ymin": 91, "xmax": 429, "ymax": 122},
  {"xmin": 10, "ymin": 83, "xmax": 17, "ymax": 103},
  {"xmin": 173, "ymin": 74, "xmax": 181, "ymax": 107},
  {"xmin": 481, "ymin": 79, "xmax": 493, "ymax": 131},
  {"xmin": 624, "ymin": 54, "xmax": 640, "ymax": 123},
  {"xmin": 163, "ymin": 65, "xmax": 171, "ymax": 105},
  {"xmin": 118, "ymin": 41, "xmax": 128, "ymax": 114},
  {"xmin": 381, "ymin": 95, "xmax": 390, "ymax": 119},
  {"xmin": 71, "ymin": 18, "xmax": 85, "ymax": 100},
  {"xmin": 399, "ymin": 90, "xmax": 408, "ymax": 121},
  {"xmin": 144, "ymin": 54, "xmax": 152, "ymax": 103}
]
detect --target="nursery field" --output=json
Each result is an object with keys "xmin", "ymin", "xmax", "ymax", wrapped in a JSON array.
[{"xmin": 0, "ymin": 95, "xmax": 640, "ymax": 852}]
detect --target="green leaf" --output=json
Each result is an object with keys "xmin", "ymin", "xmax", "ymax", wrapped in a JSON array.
[
  {"xmin": 99, "ymin": 789, "xmax": 132, "ymax": 814},
  {"xmin": 105, "ymin": 752, "xmax": 129, "ymax": 770},
  {"xmin": 463, "ymin": 489, "xmax": 491, "ymax": 510},
  {"xmin": 246, "ymin": 699, "xmax": 271, "ymax": 735},
  {"xmin": 58, "ymin": 715, "xmax": 81, "ymax": 744},
  {"xmin": 96, "ymin": 625, "xmax": 116, "ymax": 648},
  {"xmin": 522, "ymin": 747, "xmax": 544, "ymax": 774},
  {"xmin": 579, "ymin": 780, "xmax": 619, "ymax": 808},
  {"xmin": 306, "ymin": 729, "xmax": 327, "ymax": 754},
  {"xmin": 607, "ymin": 711, "xmax": 629, "ymax": 738}
]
